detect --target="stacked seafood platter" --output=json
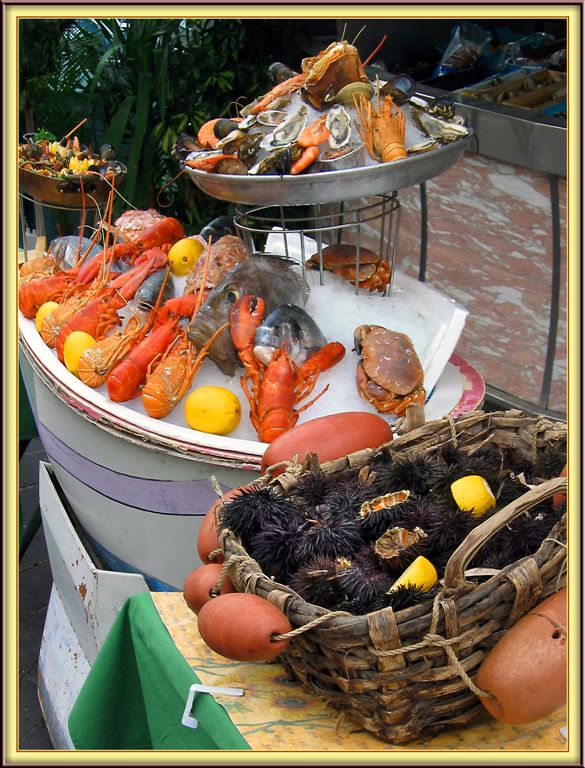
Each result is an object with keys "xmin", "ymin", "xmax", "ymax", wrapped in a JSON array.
[{"xmin": 180, "ymin": 39, "xmax": 472, "ymax": 205}]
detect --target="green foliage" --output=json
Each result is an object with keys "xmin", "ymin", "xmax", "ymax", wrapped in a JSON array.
[{"xmin": 20, "ymin": 18, "xmax": 318, "ymax": 232}]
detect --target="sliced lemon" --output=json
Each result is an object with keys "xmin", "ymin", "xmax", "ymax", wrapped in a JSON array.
[
  {"xmin": 63, "ymin": 331, "xmax": 96, "ymax": 376},
  {"xmin": 184, "ymin": 386, "xmax": 241, "ymax": 435},
  {"xmin": 35, "ymin": 301, "xmax": 60, "ymax": 333},
  {"xmin": 167, "ymin": 237, "xmax": 205, "ymax": 276},
  {"xmin": 388, "ymin": 555, "xmax": 438, "ymax": 593},
  {"xmin": 451, "ymin": 475, "xmax": 496, "ymax": 518}
]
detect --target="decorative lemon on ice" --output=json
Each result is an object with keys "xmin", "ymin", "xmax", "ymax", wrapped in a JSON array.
[
  {"xmin": 63, "ymin": 331, "xmax": 96, "ymax": 376},
  {"xmin": 167, "ymin": 237, "xmax": 204, "ymax": 276},
  {"xmin": 184, "ymin": 386, "xmax": 241, "ymax": 435},
  {"xmin": 388, "ymin": 556, "xmax": 438, "ymax": 593},
  {"xmin": 451, "ymin": 475, "xmax": 496, "ymax": 518},
  {"xmin": 35, "ymin": 301, "xmax": 60, "ymax": 332}
]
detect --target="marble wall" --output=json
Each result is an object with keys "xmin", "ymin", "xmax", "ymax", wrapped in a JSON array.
[{"xmin": 396, "ymin": 151, "xmax": 567, "ymax": 415}]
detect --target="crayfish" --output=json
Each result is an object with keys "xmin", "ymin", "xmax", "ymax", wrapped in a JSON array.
[{"xmin": 230, "ymin": 294, "xmax": 345, "ymax": 443}]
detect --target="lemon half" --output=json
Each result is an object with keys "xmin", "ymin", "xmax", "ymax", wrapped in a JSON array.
[
  {"xmin": 388, "ymin": 556, "xmax": 438, "ymax": 593},
  {"xmin": 451, "ymin": 475, "xmax": 496, "ymax": 518},
  {"xmin": 184, "ymin": 386, "xmax": 241, "ymax": 435},
  {"xmin": 168, "ymin": 237, "xmax": 205, "ymax": 276},
  {"xmin": 63, "ymin": 331, "xmax": 96, "ymax": 376}
]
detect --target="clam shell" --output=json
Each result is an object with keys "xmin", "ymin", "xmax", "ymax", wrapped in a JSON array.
[{"xmin": 333, "ymin": 80, "xmax": 374, "ymax": 106}]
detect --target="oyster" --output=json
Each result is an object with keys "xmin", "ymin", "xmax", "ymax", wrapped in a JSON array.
[
  {"xmin": 411, "ymin": 107, "xmax": 469, "ymax": 144},
  {"xmin": 326, "ymin": 105, "xmax": 351, "ymax": 149},
  {"xmin": 269, "ymin": 105, "xmax": 308, "ymax": 147}
]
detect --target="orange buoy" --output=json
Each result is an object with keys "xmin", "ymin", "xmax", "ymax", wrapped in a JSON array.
[
  {"xmin": 183, "ymin": 563, "xmax": 235, "ymax": 615},
  {"xmin": 261, "ymin": 411, "xmax": 393, "ymax": 474},
  {"xmin": 476, "ymin": 589, "xmax": 567, "ymax": 724},
  {"xmin": 197, "ymin": 592, "xmax": 292, "ymax": 661}
]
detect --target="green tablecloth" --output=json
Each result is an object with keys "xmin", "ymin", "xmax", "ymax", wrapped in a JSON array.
[{"xmin": 68, "ymin": 592, "xmax": 250, "ymax": 750}]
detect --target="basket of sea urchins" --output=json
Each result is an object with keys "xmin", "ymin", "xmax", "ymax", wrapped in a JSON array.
[{"xmin": 213, "ymin": 409, "xmax": 567, "ymax": 744}]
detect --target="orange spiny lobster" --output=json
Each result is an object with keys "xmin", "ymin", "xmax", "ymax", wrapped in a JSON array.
[
  {"xmin": 229, "ymin": 294, "xmax": 345, "ymax": 443},
  {"xmin": 354, "ymin": 91, "xmax": 407, "ymax": 163}
]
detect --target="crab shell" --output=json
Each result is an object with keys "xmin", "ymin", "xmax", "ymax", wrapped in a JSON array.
[
  {"xmin": 301, "ymin": 40, "xmax": 369, "ymax": 110},
  {"xmin": 307, "ymin": 244, "xmax": 391, "ymax": 292},
  {"xmin": 354, "ymin": 325, "xmax": 426, "ymax": 416}
]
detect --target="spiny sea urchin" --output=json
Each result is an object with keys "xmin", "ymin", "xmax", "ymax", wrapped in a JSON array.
[
  {"xmin": 294, "ymin": 508, "xmax": 363, "ymax": 566},
  {"xmin": 293, "ymin": 469, "xmax": 338, "ymax": 508},
  {"xmin": 248, "ymin": 513, "xmax": 305, "ymax": 583},
  {"xmin": 289, "ymin": 555, "xmax": 343, "ymax": 609},
  {"xmin": 369, "ymin": 583, "xmax": 434, "ymax": 613},
  {"xmin": 219, "ymin": 484, "xmax": 299, "ymax": 547},
  {"xmin": 334, "ymin": 547, "xmax": 393, "ymax": 613},
  {"xmin": 533, "ymin": 443, "xmax": 567, "ymax": 481},
  {"xmin": 370, "ymin": 453, "xmax": 444, "ymax": 496}
]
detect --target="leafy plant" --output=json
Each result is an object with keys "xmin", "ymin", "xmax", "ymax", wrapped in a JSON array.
[{"xmin": 21, "ymin": 18, "xmax": 318, "ymax": 232}]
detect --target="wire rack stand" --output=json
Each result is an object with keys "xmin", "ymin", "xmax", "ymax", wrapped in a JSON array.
[{"xmin": 234, "ymin": 192, "xmax": 401, "ymax": 295}]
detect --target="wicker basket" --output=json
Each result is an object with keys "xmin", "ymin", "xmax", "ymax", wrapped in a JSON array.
[{"xmin": 219, "ymin": 410, "xmax": 567, "ymax": 744}]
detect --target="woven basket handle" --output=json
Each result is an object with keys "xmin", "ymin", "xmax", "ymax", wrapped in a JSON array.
[{"xmin": 443, "ymin": 476, "xmax": 567, "ymax": 590}]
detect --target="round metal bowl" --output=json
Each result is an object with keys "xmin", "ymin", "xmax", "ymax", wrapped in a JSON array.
[
  {"xmin": 19, "ymin": 162, "xmax": 127, "ymax": 209},
  {"xmin": 183, "ymin": 133, "xmax": 472, "ymax": 206}
]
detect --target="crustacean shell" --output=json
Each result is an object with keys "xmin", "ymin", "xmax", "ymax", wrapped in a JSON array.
[{"xmin": 333, "ymin": 80, "xmax": 374, "ymax": 106}]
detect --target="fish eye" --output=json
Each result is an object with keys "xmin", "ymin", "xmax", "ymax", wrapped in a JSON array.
[{"xmin": 225, "ymin": 286, "xmax": 240, "ymax": 304}]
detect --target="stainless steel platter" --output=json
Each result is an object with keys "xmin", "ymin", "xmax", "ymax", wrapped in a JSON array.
[{"xmin": 183, "ymin": 133, "xmax": 471, "ymax": 206}]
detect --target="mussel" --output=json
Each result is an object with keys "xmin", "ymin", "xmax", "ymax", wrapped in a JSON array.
[
  {"xmin": 380, "ymin": 73, "xmax": 415, "ymax": 106},
  {"xmin": 268, "ymin": 61, "xmax": 299, "ymax": 85},
  {"xmin": 236, "ymin": 133, "xmax": 264, "ymax": 168},
  {"xmin": 249, "ymin": 146, "xmax": 292, "ymax": 176},
  {"xmin": 213, "ymin": 118, "xmax": 243, "ymax": 139},
  {"xmin": 199, "ymin": 214, "xmax": 236, "ymax": 243}
]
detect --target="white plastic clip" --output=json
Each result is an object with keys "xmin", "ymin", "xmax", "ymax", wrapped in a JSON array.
[{"xmin": 182, "ymin": 683, "xmax": 244, "ymax": 729}]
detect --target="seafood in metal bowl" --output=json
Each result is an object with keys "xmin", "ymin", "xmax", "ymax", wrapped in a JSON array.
[
  {"xmin": 353, "ymin": 324, "xmax": 426, "ymax": 417},
  {"xmin": 307, "ymin": 243, "xmax": 391, "ymax": 293},
  {"xmin": 187, "ymin": 253, "xmax": 310, "ymax": 376},
  {"xmin": 253, "ymin": 303, "xmax": 328, "ymax": 366},
  {"xmin": 184, "ymin": 235, "xmax": 251, "ymax": 294}
]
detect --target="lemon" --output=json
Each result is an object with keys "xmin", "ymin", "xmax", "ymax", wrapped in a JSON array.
[
  {"xmin": 184, "ymin": 386, "xmax": 241, "ymax": 435},
  {"xmin": 35, "ymin": 301, "xmax": 60, "ymax": 333},
  {"xmin": 168, "ymin": 237, "xmax": 205, "ymax": 276},
  {"xmin": 451, "ymin": 475, "xmax": 496, "ymax": 518},
  {"xmin": 388, "ymin": 556, "xmax": 438, "ymax": 593},
  {"xmin": 63, "ymin": 331, "xmax": 96, "ymax": 376}
]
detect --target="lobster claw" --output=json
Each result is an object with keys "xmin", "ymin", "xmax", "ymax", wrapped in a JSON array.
[{"xmin": 229, "ymin": 294, "xmax": 265, "ymax": 354}]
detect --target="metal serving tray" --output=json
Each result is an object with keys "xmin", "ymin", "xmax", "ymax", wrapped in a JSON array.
[{"xmin": 183, "ymin": 134, "xmax": 471, "ymax": 206}]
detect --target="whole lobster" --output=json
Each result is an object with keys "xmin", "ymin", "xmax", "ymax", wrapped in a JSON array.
[{"xmin": 230, "ymin": 294, "xmax": 345, "ymax": 443}]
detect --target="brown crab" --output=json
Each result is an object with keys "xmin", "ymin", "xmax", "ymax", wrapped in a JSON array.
[
  {"xmin": 353, "ymin": 325, "xmax": 426, "ymax": 417},
  {"xmin": 306, "ymin": 244, "xmax": 391, "ymax": 292}
]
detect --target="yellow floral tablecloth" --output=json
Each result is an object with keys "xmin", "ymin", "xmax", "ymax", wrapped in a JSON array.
[{"xmin": 152, "ymin": 593, "xmax": 568, "ymax": 753}]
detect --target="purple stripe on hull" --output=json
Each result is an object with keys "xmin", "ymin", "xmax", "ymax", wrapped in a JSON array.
[{"xmin": 37, "ymin": 422, "xmax": 229, "ymax": 516}]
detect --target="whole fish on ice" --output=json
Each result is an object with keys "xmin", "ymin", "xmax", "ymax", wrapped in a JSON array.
[
  {"xmin": 253, "ymin": 303, "xmax": 328, "ymax": 365},
  {"xmin": 187, "ymin": 254, "xmax": 310, "ymax": 375}
]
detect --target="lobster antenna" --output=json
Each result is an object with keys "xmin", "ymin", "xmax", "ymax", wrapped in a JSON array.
[
  {"xmin": 153, "ymin": 264, "xmax": 173, "ymax": 314},
  {"xmin": 156, "ymin": 170, "xmax": 185, "ymax": 209},
  {"xmin": 341, "ymin": 22, "xmax": 347, "ymax": 42},
  {"xmin": 76, "ymin": 176, "xmax": 87, "ymax": 266},
  {"xmin": 190, "ymin": 236, "xmax": 214, "ymax": 323},
  {"xmin": 362, "ymin": 34, "xmax": 388, "ymax": 67},
  {"xmin": 351, "ymin": 24, "xmax": 366, "ymax": 46}
]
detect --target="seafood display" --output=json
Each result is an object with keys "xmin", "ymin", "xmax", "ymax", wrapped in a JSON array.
[
  {"xmin": 179, "ymin": 38, "xmax": 469, "ymax": 180},
  {"xmin": 253, "ymin": 304, "xmax": 328, "ymax": 366},
  {"xmin": 184, "ymin": 235, "xmax": 250, "ymax": 294},
  {"xmin": 306, "ymin": 244, "xmax": 392, "ymax": 293}
]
